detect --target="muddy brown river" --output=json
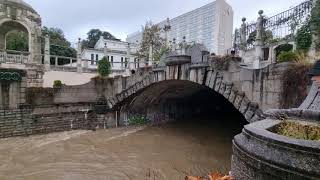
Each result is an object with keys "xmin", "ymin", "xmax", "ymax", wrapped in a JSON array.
[{"xmin": 0, "ymin": 120, "xmax": 242, "ymax": 180}]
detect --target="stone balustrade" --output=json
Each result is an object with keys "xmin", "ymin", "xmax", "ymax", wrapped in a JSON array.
[{"xmin": 0, "ymin": 51, "xmax": 30, "ymax": 64}]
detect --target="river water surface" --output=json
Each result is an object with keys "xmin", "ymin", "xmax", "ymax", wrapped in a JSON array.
[{"xmin": 0, "ymin": 120, "xmax": 242, "ymax": 180}]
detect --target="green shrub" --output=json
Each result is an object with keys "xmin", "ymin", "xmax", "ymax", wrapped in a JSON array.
[
  {"xmin": 53, "ymin": 80, "xmax": 62, "ymax": 88},
  {"xmin": 277, "ymin": 51, "xmax": 298, "ymax": 63},
  {"xmin": 295, "ymin": 23, "xmax": 312, "ymax": 51},
  {"xmin": 275, "ymin": 44, "xmax": 293, "ymax": 58},
  {"xmin": 98, "ymin": 56, "xmax": 111, "ymax": 77},
  {"xmin": 310, "ymin": 0, "xmax": 320, "ymax": 50}
]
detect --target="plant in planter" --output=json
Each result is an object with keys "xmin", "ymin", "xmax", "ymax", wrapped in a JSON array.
[{"xmin": 272, "ymin": 120, "xmax": 320, "ymax": 141}]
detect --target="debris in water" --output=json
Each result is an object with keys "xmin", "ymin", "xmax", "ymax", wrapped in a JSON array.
[{"xmin": 185, "ymin": 172, "xmax": 234, "ymax": 180}]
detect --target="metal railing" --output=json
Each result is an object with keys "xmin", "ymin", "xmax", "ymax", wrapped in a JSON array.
[{"xmin": 237, "ymin": 0, "xmax": 313, "ymax": 50}]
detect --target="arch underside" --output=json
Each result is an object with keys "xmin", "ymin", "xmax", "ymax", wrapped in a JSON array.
[
  {"xmin": 118, "ymin": 80, "xmax": 248, "ymax": 125},
  {"xmin": 109, "ymin": 71, "xmax": 265, "ymax": 123}
]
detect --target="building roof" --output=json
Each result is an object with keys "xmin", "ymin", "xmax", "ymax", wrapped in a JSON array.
[{"xmin": 0, "ymin": 0, "xmax": 37, "ymax": 14}]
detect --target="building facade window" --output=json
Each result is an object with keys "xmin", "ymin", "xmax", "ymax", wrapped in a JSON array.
[
  {"xmin": 111, "ymin": 56, "xmax": 114, "ymax": 67},
  {"xmin": 121, "ymin": 57, "xmax": 124, "ymax": 68},
  {"xmin": 96, "ymin": 54, "xmax": 99, "ymax": 64},
  {"xmin": 91, "ymin": 54, "xmax": 94, "ymax": 65},
  {"xmin": 125, "ymin": 58, "xmax": 128, "ymax": 68}
]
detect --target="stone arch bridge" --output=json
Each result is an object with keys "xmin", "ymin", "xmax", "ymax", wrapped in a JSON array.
[{"xmin": 99, "ymin": 54, "xmax": 286, "ymax": 124}]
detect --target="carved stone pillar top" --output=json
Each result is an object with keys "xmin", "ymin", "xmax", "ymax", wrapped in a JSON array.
[{"xmin": 240, "ymin": 17, "xmax": 247, "ymax": 50}]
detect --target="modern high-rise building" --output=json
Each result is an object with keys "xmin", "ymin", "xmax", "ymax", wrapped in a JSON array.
[{"xmin": 126, "ymin": 0, "xmax": 233, "ymax": 55}]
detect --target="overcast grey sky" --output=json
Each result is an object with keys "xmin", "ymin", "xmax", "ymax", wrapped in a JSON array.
[{"xmin": 24, "ymin": 0, "xmax": 305, "ymax": 44}]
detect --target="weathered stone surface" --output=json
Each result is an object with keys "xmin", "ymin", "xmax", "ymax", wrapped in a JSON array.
[
  {"xmin": 232, "ymin": 119, "xmax": 320, "ymax": 180},
  {"xmin": 228, "ymin": 89, "xmax": 238, "ymax": 104},
  {"xmin": 0, "ymin": 105, "xmax": 106, "ymax": 138},
  {"xmin": 234, "ymin": 92, "xmax": 245, "ymax": 110},
  {"xmin": 223, "ymin": 82, "xmax": 233, "ymax": 99}
]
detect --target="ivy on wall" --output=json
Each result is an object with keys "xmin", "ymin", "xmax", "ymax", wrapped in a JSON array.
[
  {"xmin": 280, "ymin": 63, "xmax": 313, "ymax": 109},
  {"xmin": 0, "ymin": 72, "xmax": 22, "ymax": 81},
  {"xmin": 310, "ymin": 0, "xmax": 320, "ymax": 50},
  {"xmin": 295, "ymin": 22, "xmax": 312, "ymax": 51}
]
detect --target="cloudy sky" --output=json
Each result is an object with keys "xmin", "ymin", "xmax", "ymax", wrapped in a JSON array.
[{"xmin": 24, "ymin": 0, "xmax": 305, "ymax": 44}]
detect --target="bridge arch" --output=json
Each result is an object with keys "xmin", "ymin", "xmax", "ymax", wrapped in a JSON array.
[{"xmin": 107, "ymin": 66, "xmax": 265, "ymax": 123}]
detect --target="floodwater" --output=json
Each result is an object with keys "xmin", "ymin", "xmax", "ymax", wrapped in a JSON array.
[{"xmin": 0, "ymin": 120, "xmax": 243, "ymax": 180}]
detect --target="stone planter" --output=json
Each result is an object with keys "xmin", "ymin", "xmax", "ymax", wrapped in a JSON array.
[{"xmin": 231, "ymin": 119, "xmax": 320, "ymax": 180}]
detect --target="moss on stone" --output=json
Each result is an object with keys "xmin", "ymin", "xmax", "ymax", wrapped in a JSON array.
[{"xmin": 273, "ymin": 121, "xmax": 320, "ymax": 141}]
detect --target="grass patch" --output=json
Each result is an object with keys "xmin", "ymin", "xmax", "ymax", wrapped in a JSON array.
[{"xmin": 272, "ymin": 121, "xmax": 320, "ymax": 141}]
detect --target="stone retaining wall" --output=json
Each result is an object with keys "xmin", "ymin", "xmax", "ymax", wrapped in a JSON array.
[{"xmin": 0, "ymin": 103, "xmax": 120, "ymax": 138}]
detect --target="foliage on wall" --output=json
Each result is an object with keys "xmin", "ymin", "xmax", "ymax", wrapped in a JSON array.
[
  {"xmin": 277, "ymin": 51, "xmax": 299, "ymax": 63},
  {"xmin": 310, "ymin": 0, "xmax": 320, "ymax": 50},
  {"xmin": 280, "ymin": 62, "xmax": 313, "ymax": 109},
  {"xmin": 295, "ymin": 22, "xmax": 312, "ymax": 51},
  {"xmin": 210, "ymin": 55, "xmax": 242, "ymax": 71}
]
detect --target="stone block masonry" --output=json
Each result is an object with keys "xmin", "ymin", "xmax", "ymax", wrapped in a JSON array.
[{"xmin": 0, "ymin": 106, "xmax": 90, "ymax": 138}]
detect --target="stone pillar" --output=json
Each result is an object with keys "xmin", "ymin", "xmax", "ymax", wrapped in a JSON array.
[
  {"xmin": 126, "ymin": 43, "xmax": 130, "ymax": 69},
  {"xmin": 254, "ymin": 10, "xmax": 265, "ymax": 69},
  {"xmin": 103, "ymin": 43, "xmax": 108, "ymax": 58},
  {"xmin": 149, "ymin": 44, "xmax": 153, "ymax": 64},
  {"xmin": 44, "ymin": 35, "xmax": 50, "ymax": 71},
  {"xmin": 309, "ymin": 0, "xmax": 319, "ymax": 60},
  {"xmin": 77, "ymin": 38, "xmax": 83, "ymax": 73},
  {"xmin": 0, "ymin": 33, "xmax": 5, "ymax": 50},
  {"xmin": 172, "ymin": 38, "xmax": 177, "ymax": 51},
  {"xmin": 181, "ymin": 36, "xmax": 187, "ymax": 55},
  {"xmin": 164, "ymin": 18, "xmax": 171, "ymax": 48},
  {"xmin": 9, "ymin": 82, "xmax": 19, "ymax": 109},
  {"xmin": 239, "ymin": 18, "xmax": 247, "ymax": 57}
]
